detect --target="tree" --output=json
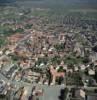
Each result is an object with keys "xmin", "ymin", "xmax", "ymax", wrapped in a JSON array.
[
  {"xmin": 51, "ymin": 55, "xmax": 61, "ymax": 65},
  {"xmin": 59, "ymin": 88, "xmax": 68, "ymax": 100},
  {"xmin": 25, "ymin": 24, "xmax": 33, "ymax": 29},
  {"xmin": 0, "ymin": 38, "xmax": 7, "ymax": 47},
  {"xmin": 82, "ymin": 57, "xmax": 90, "ymax": 64},
  {"xmin": 92, "ymin": 45, "xmax": 97, "ymax": 52},
  {"xmin": 35, "ymin": 57, "xmax": 48, "ymax": 66},
  {"xmin": 14, "ymin": 28, "xmax": 24, "ymax": 33},
  {"xmin": 54, "ymin": 43, "xmax": 65, "ymax": 52}
]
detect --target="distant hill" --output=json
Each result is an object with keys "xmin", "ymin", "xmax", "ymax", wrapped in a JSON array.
[
  {"xmin": 0, "ymin": 0, "xmax": 15, "ymax": 3},
  {"xmin": 0, "ymin": 0, "xmax": 16, "ymax": 6},
  {"xmin": 1, "ymin": 0, "xmax": 97, "ymax": 4},
  {"xmin": 0, "ymin": 0, "xmax": 97, "ymax": 9},
  {"xmin": 15, "ymin": 0, "xmax": 97, "ymax": 4}
]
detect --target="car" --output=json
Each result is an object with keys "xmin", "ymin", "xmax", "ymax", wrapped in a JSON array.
[
  {"xmin": 0, "ymin": 80, "xmax": 5, "ymax": 85},
  {"xmin": 0, "ymin": 86, "xmax": 4, "ymax": 93}
]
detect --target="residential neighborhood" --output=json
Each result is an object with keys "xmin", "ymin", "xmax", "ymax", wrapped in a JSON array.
[{"xmin": 0, "ymin": 0, "xmax": 97, "ymax": 100}]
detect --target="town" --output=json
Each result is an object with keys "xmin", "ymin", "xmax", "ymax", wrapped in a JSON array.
[{"xmin": 0, "ymin": 1, "xmax": 97, "ymax": 100}]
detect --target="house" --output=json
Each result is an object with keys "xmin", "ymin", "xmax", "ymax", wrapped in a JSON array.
[
  {"xmin": 49, "ymin": 65, "xmax": 65, "ymax": 85},
  {"xmin": 80, "ymin": 89, "xmax": 86, "ymax": 98},
  {"xmin": 0, "ymin": 50, "xmax": 3, "ymax": 55},
  {"xmin": 58, "ymin": 33, "xmax": 66, "ymax": 43},
  {"xmin": 7, "ymin": 33, "xmax": 24, "ymax": 44},
  {"xmin": 74, "ymin": 66, "xmax": 79, "ymax": 72},
  {"xmin": 20, "ymin": 89, "xmax": 28, "ymax": 100},
  {"xmin": 74, "ymin": 43, "xmax": 82, "ymax": 56},
  {"xmin": 88, "ymin": 69, "xmax": 95, "ymax": 75},
  {"xmin": 80, "ymin": 64, "xmax": 86, "ymax": 71}
]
